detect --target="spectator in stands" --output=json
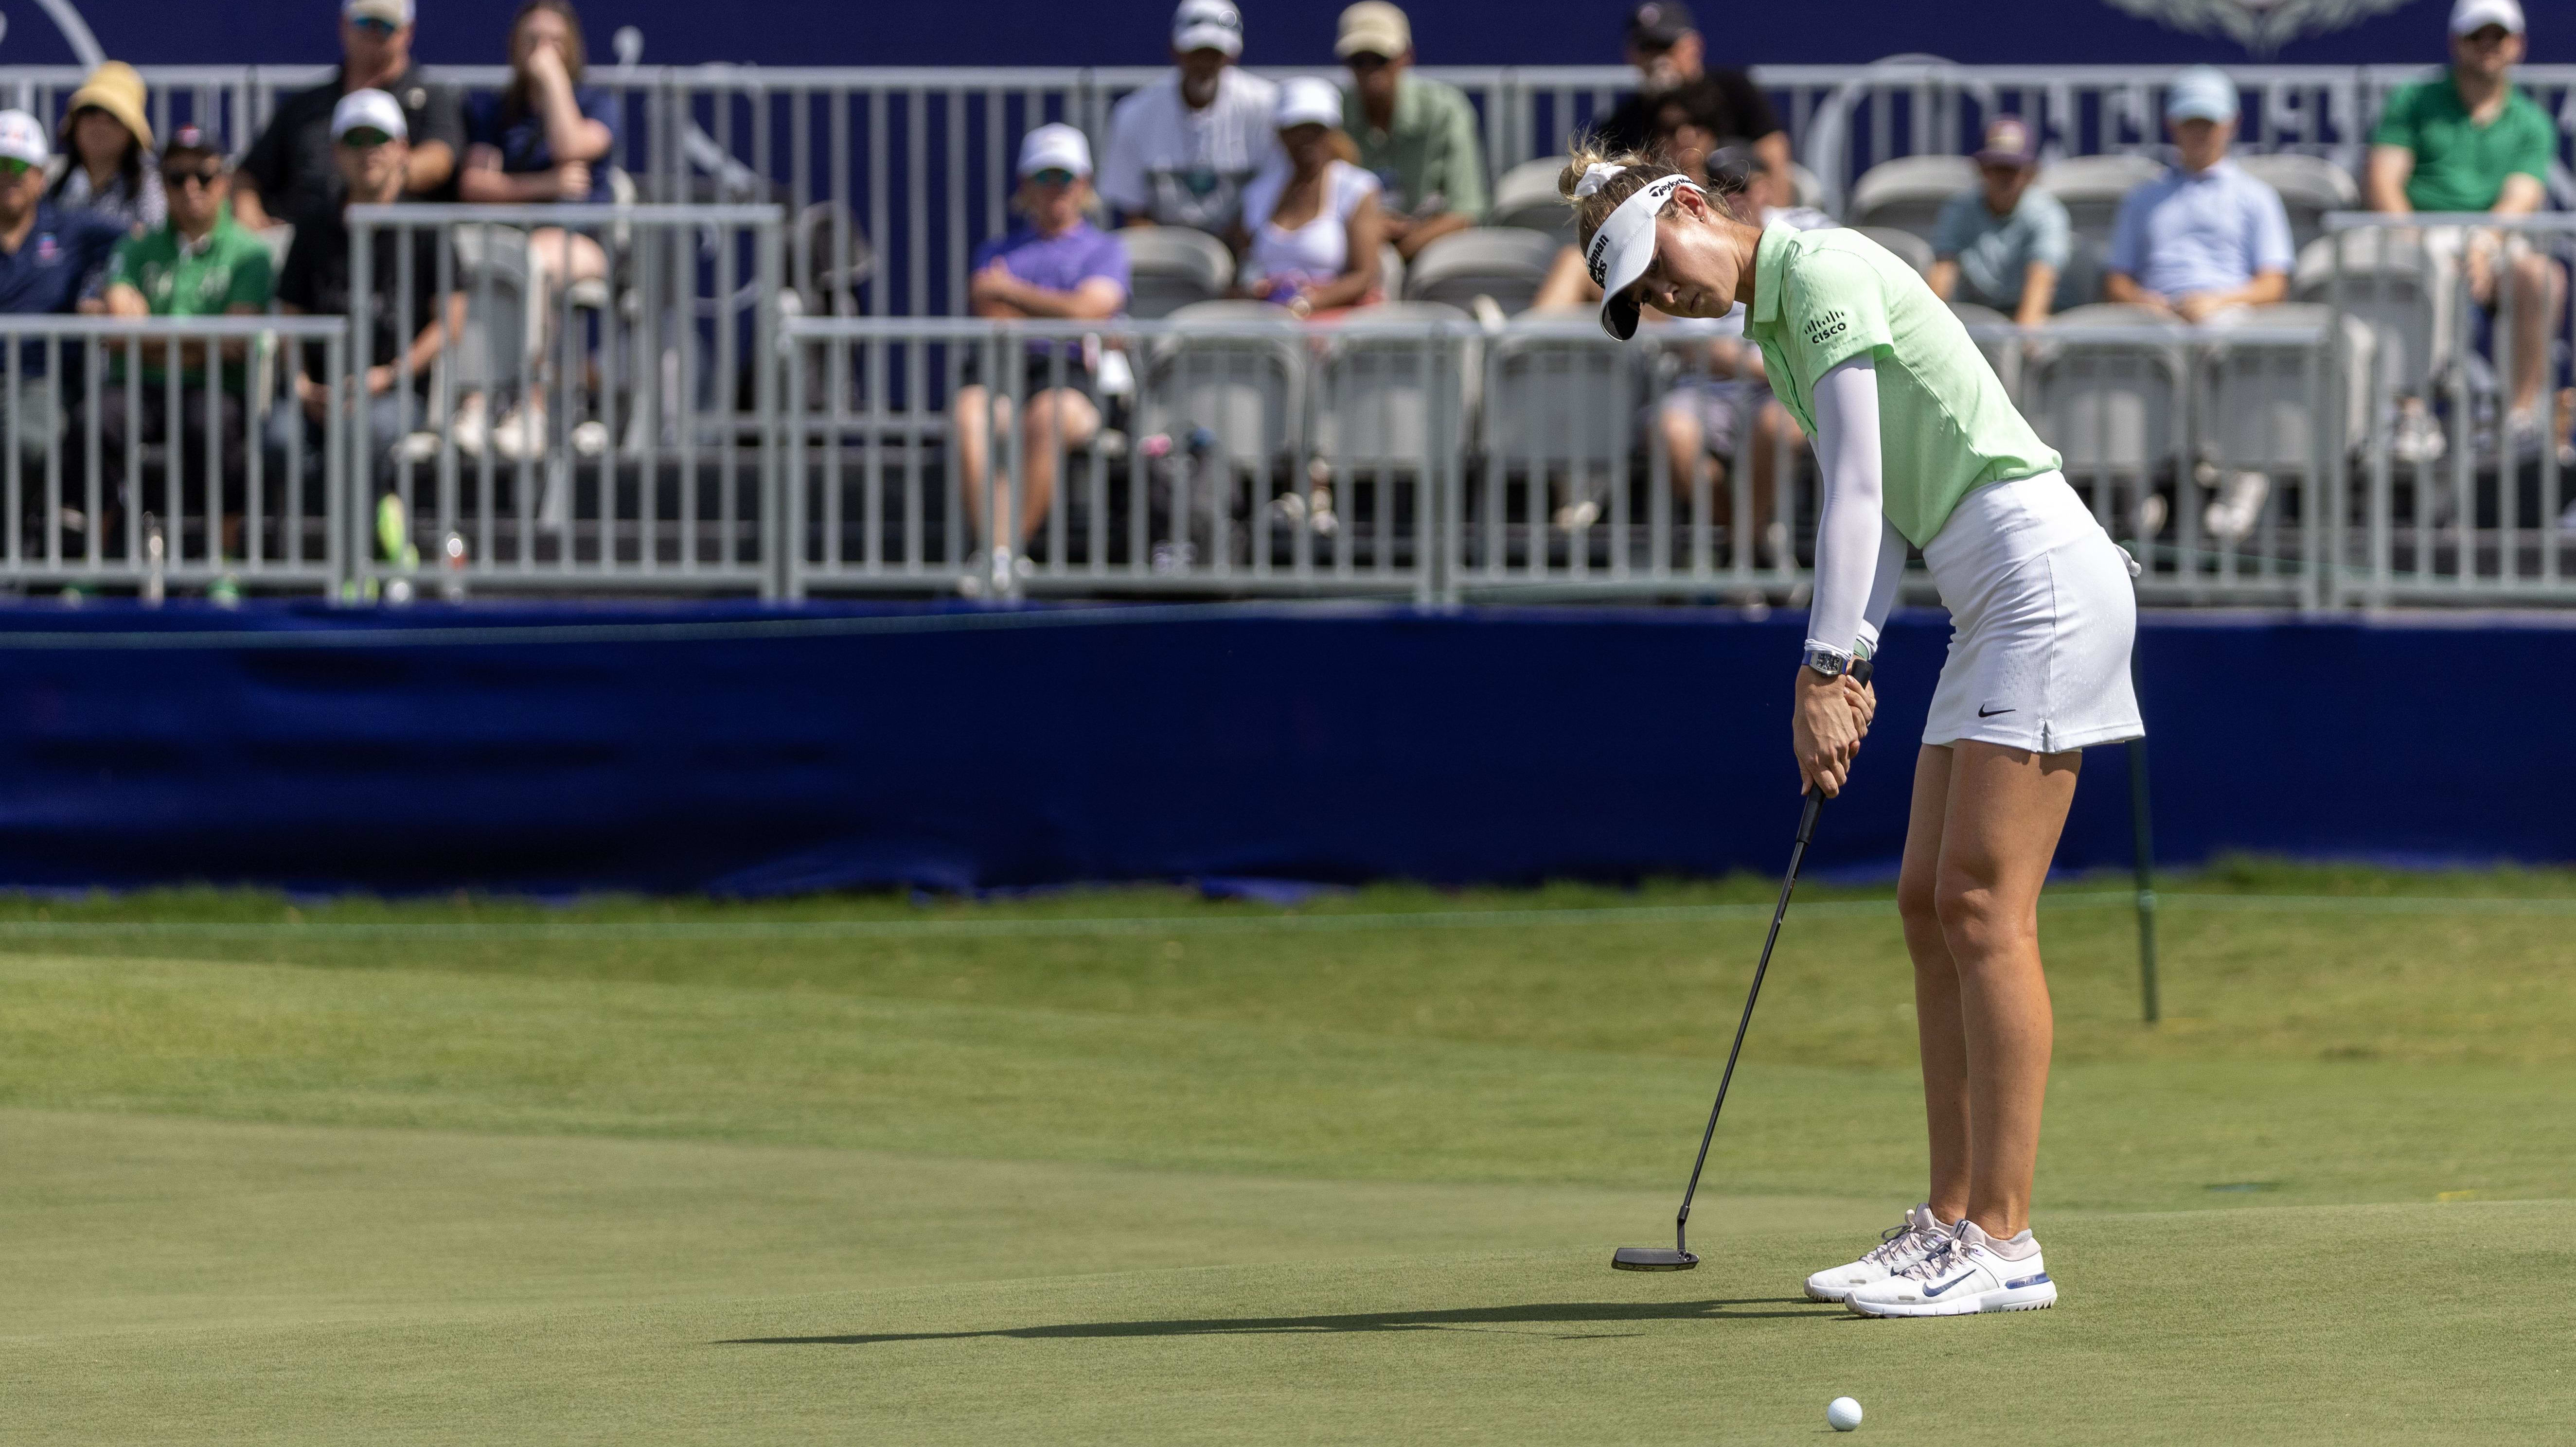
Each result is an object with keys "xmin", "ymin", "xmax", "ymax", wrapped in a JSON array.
[
  {"xmin": 954, "ymin": 124, "xmax": 1127, "ymax": 573},
  {"xmin": 1336, "ymin": 3, "xmax": 1484, "ymax": 262},
  {"xmin": 1098, "ymin": 0, "xmax": 1280, "ymax": 238},
  {"xmin": 1598, "ymin": 2, "xmax": 1789, "ymax": 212},
  {"xmin": 2367, "ymin": 0, "xmax": 2564, "ymax": 449},
  {"xmin": 234, "ymin": 0, "xmax": 466, "ymax": 230},
  {"xmin": 2104, "ymin": 68, "xmax": 2292, "ymax": 323},
  {"xmin": 458, "ymin": 0, "xmax": 618, "ymax": 460},
  {"xmin": 1239, "ymin": 78, "xmax": 1384, "ymax": 316},
  {"xmin": 48, "ymin": 63, "xmax": 165, "ymax": 238},
  {"xmin": 0, "ymin": 110, "xmax": 129, "ymax": 462},
  {"xmin": 79, "ymin": 126, "xmax": 275, "ymax": 550},
  {"xmin": 1928, "ymin": 116, "xmax": 2075, "ymax": 326},
  {"xmin": 269, "ymin": 91, "xmax": 465, "ymax": 481}
]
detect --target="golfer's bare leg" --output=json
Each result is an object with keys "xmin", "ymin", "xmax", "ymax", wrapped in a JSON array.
[
  {"xmin": 1933, "ymin": 740, "xmax": 2080, "ymax": 1239},
  {"xmin": 1897, "ymin": 743, "xmax": 1971, "ymax": 1226}
]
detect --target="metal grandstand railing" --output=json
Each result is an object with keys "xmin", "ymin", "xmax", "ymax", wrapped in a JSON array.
[{"xmin": 6, "ymin": 62, "xmax": 2570, "ymax": 318}]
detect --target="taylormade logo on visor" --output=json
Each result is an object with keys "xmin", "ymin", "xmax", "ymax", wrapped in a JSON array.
[{"xmin": 1586, "ymin": 233, "xmax": 1613, "ymax": 286}]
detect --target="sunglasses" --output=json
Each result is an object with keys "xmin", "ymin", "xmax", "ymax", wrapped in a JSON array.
[
  {"xmin": 1027, "ymin": 167, "xmax": 1078, "ymax": 187},
  {"xmin": 0, "ymin": 158, "xmax": 32, "ymax": 178},
  {"xmin": 162, "ymin": 165, "xmax": 224, "ymax": 187},
  {"xmin": 337, "ymin": 128, "xmax": 396, "ymax": 150},
  {"xmin": 1345, "ymin": 53, "xmax": 1391, "ymax": 71},
  {"xmin": 350, "ymin": 16, "xmax": 401, "ymax": 37}
]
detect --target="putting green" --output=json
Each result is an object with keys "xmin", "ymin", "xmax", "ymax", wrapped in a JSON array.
[{"xmin": 4, "ymin": 870, "xmax": 2571, "ymax": 1442}]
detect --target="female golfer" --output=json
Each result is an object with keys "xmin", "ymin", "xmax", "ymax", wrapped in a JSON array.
[{"xmin": 1564, "ymin": 146, "xmax": 2140, "ymax": 1317}]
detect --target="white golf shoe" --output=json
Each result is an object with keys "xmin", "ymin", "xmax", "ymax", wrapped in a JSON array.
[
  {"xmin": 1803, "ymin": 1204, "xmax": 1954, "ymax": 1303},
  {"xmin": 1844, "ymin": 1219, "xmax": 2058, "ymax": 1318}
]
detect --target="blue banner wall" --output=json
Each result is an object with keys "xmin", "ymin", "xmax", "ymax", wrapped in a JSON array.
[
  {"xmin": 0, "ymin": 602, "xmax": 2566, "ymax": 896},
  {"xmin": 2, "ymin": 0, "xmax": 2562, "ymax": 72}
]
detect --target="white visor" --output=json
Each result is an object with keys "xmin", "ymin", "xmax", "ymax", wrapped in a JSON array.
[{"xmin": 1587, "ymin": 174, "xmax": 1699, "ymax": 340}]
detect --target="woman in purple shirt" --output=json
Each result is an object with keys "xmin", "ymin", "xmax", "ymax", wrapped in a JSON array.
[
  {"xmin": 458, "ymin": 0, "xmax": 617, "ymax": 459},
  {"xmin": 955, "ymin": 124, "xmax": 1130, "ymax": 578}
]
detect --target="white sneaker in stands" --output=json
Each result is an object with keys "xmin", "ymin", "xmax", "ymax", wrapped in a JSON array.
[
  {"xmin": 1844, "ymin": 1219, "xmax": 2057, "ymax": 1318},
  {"xmin": 1804, "ymin": 1203, "xmax": 1952, "ymax": 1303}
]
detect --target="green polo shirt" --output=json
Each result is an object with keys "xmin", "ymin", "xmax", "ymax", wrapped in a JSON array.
[
  {"xmin": 105, "ymin": 211, "xmax": 275, "ymax": 388},
  {"xmin": 2369, "ymin": 72, "xmax": 2555, "ymax": 213},
  {"xmin": 1744, "ymin": 225, "xmax": 2060, "ymax": 547},
  {"xmin": 1342, "ymin": 74, "xmax": 1488, "ymax": 221}
]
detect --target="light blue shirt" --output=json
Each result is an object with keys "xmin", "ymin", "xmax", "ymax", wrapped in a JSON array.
[
  {"xmin": 1930, "ymin": 187, "xmax": 2071, "ymax": 311},
  {"xmin": 2107, "ymin": 159, "xmax": 2294, "ymax": 301}
]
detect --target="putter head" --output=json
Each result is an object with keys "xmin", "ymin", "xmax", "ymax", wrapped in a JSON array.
[{"xmin": 1611, "ymin": 1246, "xmax": 1699, "ymax": 1271}]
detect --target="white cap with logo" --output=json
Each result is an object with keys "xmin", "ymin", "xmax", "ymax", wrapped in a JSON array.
[
  {"xmin": 343, "ymin": 0, "xmax": 417, "ymax": 24},
  {"xmin": 1017, "ymin": 123, "xmax": 1092, "ymax": 178},
  {"xmin": 0, "ymin": 109, "xmax": 51, "ymax": 169},
  {"xmin": 331, "ymin": 88, "xmax": 409, "ymax": 141},
  {"xmin": 1173, "ymin": 0, "xmax": 1245, "ymax": 57},
  {"xmin": 1588, "ymin": 172, "xmax": 1702, "ymax": 341}
]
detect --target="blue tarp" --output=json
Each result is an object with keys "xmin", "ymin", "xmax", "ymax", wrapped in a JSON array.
[{"xmin": 0, "ymin": 600, "xmax": 2566, "ymax": 895}]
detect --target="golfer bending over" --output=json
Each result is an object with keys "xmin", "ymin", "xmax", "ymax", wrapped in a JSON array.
[{"xmin": 1565, "ymin": 144, "xmax": 2142, "ymax": 1317}]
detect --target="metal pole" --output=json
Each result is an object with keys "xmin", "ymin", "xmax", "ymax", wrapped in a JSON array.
[{"xmin": 2127, "ymin": 639, "xmax": 2160, "ymax": 1025}]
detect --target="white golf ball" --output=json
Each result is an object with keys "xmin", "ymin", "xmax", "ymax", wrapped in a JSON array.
[{"xmin": 1827, "ymin": 1396, "xmax": 1864, "ymax": 1431}]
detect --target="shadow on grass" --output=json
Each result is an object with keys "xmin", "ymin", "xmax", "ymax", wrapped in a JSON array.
[{"xmin": 723, "ymin": 1298, "xmax": 1834, "ymax": 1346}]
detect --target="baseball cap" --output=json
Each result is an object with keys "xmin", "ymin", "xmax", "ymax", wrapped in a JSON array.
[
  {"xmin": 1972, "ymin": 115, "xmax": 2038, "ymax": 168},
  {"xmin": 1173, "ymin": 0, "xmax": 1245, "ymax": 57},
  {"xmin": 2449, "ymin": 0, "xmax": 2523, "ymax": 34},
  {"xmin": 1335, "ymin": 1, "xmax": 1410, "ymax": 58},
  {"xmin": 1017, "ymin": 123, "xmax": 1091, "ymax": 178},
  {"xmin": 331, "ymin": 88, "xmax": 409, "ymax": 141},
  {"xmin": 2165, "ymin": 66, "xmax": 2239, "ymax": 124},
  {"xmin": 0, "ymin": 110, "xmax": 50, "ymax": 169},
  {"xmin": 1589, "ymin": 172, "xmax": 1700, "ymax": 340},
  {"xmin": 344, "ymin": 0, "xmax": 416, "ymax": 25},
  {"xmin": 1626, "ymin": 0, "xmax": 1695, "ymax": 48},
  {"xmin": 1275, "ymin": 76, "xmax": 1342, "ymax": 131},
  {"xmin": 161, "ymin": 123, "xmax": 221, "ymax": 162}
]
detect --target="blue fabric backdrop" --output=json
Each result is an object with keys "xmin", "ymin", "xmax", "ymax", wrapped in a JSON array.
[
  {"xmin": 3, "ymin": 0, "xmax": 2558, "ymax": 71},
  {"xmin": 0, "ymin": 601, "xmax": 2563, "ymax": 896}
]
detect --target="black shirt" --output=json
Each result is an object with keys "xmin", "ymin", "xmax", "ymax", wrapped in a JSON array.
[
  {"xmin": 240, "ymin": 64, "xmax": 466, "ymax": 221},
  {"xmin": 276, "ymin": 204, "xmax": 447, "ymax": 386},
  {"xmin": 1599, "ymin": 70, "xmax": 1782, "ymax": 157}
]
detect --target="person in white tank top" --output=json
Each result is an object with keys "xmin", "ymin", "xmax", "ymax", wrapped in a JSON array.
[{"xmin": 1237, "ymin": 76, "xmax": 1384, "ymax": 317}]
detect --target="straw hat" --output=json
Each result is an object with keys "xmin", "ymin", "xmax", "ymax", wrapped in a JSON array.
[{"xmin": 63, "ymin": 61, "xmax": 153, "ymax": 153}]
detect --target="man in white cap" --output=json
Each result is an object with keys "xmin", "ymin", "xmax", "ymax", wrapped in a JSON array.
[
  {"xmin": 0, "ymin": 109, "xmax": 131, "ymax": 462},
  {"xmin": 235, "ymin": 0, "xmax": 464, "ymax": 230},
  {"xmin": 2367, "ymin": 0, "xmax": 2563, "ymax": 448},
  {"xmin": 2104, "ymin": 67, "xmax": 2292, "ymax": 324},
  {"xmin": 1097, "ymin": 0, "xmax": 1281, "ymax": 236},
  {"xmin": 954, "ymin": 123, "xmax": 1129, "ymax": 584},
  {"xmin": 1336, "ymin": 2, "xmax": 1484, "ymax": 261},
  {"xmin": 269, "ymin": 91, "xmax": 466, "ymax": 479}
]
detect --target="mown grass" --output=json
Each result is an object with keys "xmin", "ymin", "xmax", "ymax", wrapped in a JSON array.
[{"xmin": 6, "ymin": 865, "xmax": 2571, "ymax": 1443}]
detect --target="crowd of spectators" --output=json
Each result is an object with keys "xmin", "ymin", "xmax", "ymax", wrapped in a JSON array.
[
  {"xmin": 0, "ymin": 0, "xmax": 628, "ymax": 561},
  {"xmin": 0, "ymin": 0, "xmax": 2565, "ymax": 567}
]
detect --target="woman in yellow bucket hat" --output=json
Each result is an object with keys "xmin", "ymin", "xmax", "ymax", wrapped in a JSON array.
[{"xmin": 48, "ymin": 60, "xmax": 165, "ymax": 236}]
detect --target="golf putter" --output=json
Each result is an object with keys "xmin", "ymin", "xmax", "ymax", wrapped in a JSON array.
[{"xmin": 1613, "ymin": 656, "xmax": 1868, "ymax": 1272}]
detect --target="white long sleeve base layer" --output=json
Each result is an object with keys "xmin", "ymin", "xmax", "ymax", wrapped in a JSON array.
[{"xmin": 1805, "ymin": 355, "xmax": 1908, "ymax": 659}]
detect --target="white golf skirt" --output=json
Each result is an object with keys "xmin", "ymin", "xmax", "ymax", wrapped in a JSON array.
[{"xmin": 1919, "ymin": 471, "xmax": 2144, "ymax": 754}]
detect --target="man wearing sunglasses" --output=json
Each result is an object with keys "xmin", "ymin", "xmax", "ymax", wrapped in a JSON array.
[
  {"xmin": 269, "ymin": 91, "xmax": 465, "ymax": 485},
  {"xmin": 234, "ymin": 0, "xmax": 464, "ymax": 232},
  {"xmin": 74, "ymin": 126, "xmax": 277, "ymax": 549},
  {"xmin": 0, "ymin": 109, "xmax": 130, "ymax": 467},
  {"xmin": 1336, "ymin": 3, "xmax": 1483, "ymax": 263}
]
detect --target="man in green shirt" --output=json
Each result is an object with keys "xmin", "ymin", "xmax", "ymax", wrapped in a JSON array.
[
  {"xmin": 82, "ymin": 124, "xmax": 276, "ymax": 551},
  {"xmin": 2366, "ymin": 0, "xmax": 2563, "ymax": 440},
  {"xmin": 1335, "ymin": 2, "xmax": 1486, "ymax": 261}
]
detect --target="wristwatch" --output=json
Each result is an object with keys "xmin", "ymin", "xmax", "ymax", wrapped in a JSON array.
[{"xmin": 1801, "ymin": 643, "xmax": 1854, "ymax": 679}]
